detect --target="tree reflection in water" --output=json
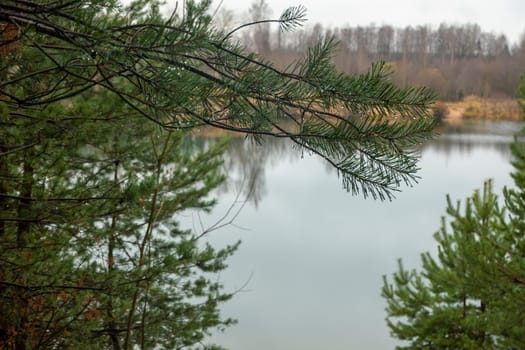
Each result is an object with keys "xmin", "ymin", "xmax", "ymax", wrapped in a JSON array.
[{"xmin": 192, "ymin": 120, "xmax": 523, "ymax": 206}]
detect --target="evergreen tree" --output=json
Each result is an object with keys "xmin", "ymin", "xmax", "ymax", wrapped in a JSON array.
[
  {"xmin": 382, "ymin": 132, "xmax": 525, "ymax": 349},
  {"xmin": 0, "ymin": 84, "xmax": 237, "ymax": 348},
  {"xmin": 1, "ymin": 0, "xmax": 438, "ymax": 348}
]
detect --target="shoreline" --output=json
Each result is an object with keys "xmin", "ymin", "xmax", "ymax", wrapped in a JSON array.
[{"xmin": 437, "ymin": 96, "xmax": 523, "ymax": 124}]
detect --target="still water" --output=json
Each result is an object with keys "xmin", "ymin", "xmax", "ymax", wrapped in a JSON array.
[{"xmin": 183, "ymin": 120, "xmax": 522, "ymax": 350}]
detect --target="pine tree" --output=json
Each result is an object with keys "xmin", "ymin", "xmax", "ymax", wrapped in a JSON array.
[
  {"xmin": 382, "ymin": 132, "xmax": 525, "ymax": 349},
  {"xmin": 0, "ymin": 84, "xmax": 238, "ymax": 348},
  {"xmin": 1, "ymin": 0, "xmax": 438, "ymax": 348}
]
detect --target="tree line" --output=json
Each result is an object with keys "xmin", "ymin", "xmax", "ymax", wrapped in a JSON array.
[{"xmin": 235, "ymin": 0, "xmax": 525, "ymax": 100}]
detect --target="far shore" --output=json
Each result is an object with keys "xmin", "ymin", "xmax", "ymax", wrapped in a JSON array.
[{"xmin": 438, "ymin": 96, "xmax": 523, "ymax": 124}]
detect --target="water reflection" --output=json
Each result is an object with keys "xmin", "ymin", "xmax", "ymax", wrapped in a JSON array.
[
  {"xmin": 202, "ymin": 120, "xmax": 524, "ymax": 205},
  {"xmin": 185, "ymin": 120, "xmax": 523, "ymax": 350},
  {"xmin": 429, "ymin": 120, "xmax": 523, "ymax": 158}
]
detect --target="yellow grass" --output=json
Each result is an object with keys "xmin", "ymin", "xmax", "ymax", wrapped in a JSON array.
[{"xmin": 440, "ymin": 96, "xmax": 523, "ymax": 124}]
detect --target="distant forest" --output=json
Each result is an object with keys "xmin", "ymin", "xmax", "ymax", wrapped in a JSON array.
[{"xmin": 224, "ymin": 2, "xmax": 525, "ymax": 101}]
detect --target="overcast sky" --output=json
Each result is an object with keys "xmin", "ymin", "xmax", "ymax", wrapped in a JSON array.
[{"xmin": 204, "ymin": 0, "xmax": 525, "ymax": 45}]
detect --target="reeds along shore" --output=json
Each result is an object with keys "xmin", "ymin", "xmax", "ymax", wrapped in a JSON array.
[{"xmin": 434, "ymin": 96, "xmax": 523, "ymax": 122}]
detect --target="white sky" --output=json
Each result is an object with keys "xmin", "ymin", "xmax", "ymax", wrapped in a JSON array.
[{"xmin": 203, "ymin": 0, "xmax": 525, "ymax": 45}]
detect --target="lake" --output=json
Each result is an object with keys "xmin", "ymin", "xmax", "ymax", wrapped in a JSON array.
[{"xmin": 181, "ymin": 119, "xmax": 523, "ymax": 350}]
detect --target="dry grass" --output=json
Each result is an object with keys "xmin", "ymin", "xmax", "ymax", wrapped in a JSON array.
[{"xmin": 442, "ymin": 96, "xmax": 523, "ymax": 123}]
